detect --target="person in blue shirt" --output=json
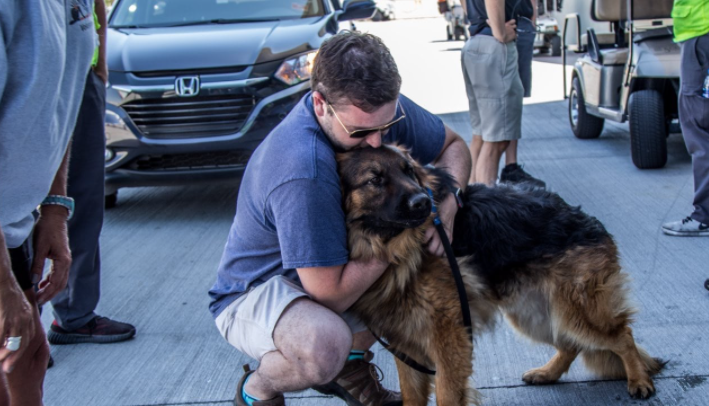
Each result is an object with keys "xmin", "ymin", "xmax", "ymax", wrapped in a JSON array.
[{"xmin": 209, "ymin": 31, "xmax": 471, "ymax": 406}]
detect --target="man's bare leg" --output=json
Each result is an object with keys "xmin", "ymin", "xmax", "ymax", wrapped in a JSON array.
[
  {"xmin": 244, "ymin": 298, "xmax": 352, "ymax": 400},
  {"xmin": 468, "ymin": 135, "xmax": 484, "ymax": 184},
  {"xmin": 475, "ymin": 140, "xmax": 510, "ymax": 185},
  {"xmin": 504, "ymin": 140, "xmax": 518, "ymax": 166}
]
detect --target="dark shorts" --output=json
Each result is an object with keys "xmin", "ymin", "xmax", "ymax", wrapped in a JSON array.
[{"xmin": 8, "ymin": 239, "xmax": 33, "ymax": 290}]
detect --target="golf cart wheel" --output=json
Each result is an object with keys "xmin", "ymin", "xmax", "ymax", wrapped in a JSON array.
[
  {"xmin": 629, "ymin": 90, "xmax": 668, "ymax": 169},
  {"xmin": 569, "ymin": 78, "xmax": 604, "ymax": 139},
  {"xmin": 705, "ymin": 278, "xmax": 709, "ymax": 291},
  {"xmin": 550, "ymin": 36, "xmax": 562, "ymax": 56},
  {"xmin": 454, "ymin": 26, "xmax": 466, "ymax": 41},
  {"xmin": 446, "ymin": 26, "xmax": 453, "ymax": 41},
  {"xmin": 105, "ymin": 192, "xmax": 118, "ymax": 209},
  {"xmin": 372, "ymin": 9, "xmax": 383, "ymax": 21}
]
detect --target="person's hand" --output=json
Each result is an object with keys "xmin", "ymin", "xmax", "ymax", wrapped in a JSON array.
[
  {"xmin": 423, "ymin": 193, "xmax": 458, "ymax": 257},
  {"xmin": 0, "ymin": 273, "xmax": 36, "ymax": 373},
  {"xmin": 31, "ymin": 206, "xmax": 72, "ymax": 305},
  {"xmin": 488, "ymin": 18, "xmax": 517, "ymax": 43}
]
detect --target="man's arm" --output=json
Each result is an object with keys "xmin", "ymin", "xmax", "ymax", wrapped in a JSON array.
[
  {"xmin": 0, "ymin": 226, "xmax": 36, "ymax": 373},
  {"xmin": 297, "ymin": 258, "xmax": 388, "ymax": 314},
  {"xmin": 422, "ymin": 125, "xmax": 471, "ymax": 256},
  {"xmin": 31, "ymin": 146, "xmax": 72, "ymax": 305},
  {"xmin": 93, "ymin": 0, "xmax": 108, "ymax": 84},
  {"xmin": 485, "ymin": 0, "xmax": 517, "ymax": 43}
]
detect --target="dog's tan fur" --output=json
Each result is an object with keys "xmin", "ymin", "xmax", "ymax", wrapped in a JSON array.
[{"xmin": 337, "ymin": 145, "xmax": 662, "ymax": 405}]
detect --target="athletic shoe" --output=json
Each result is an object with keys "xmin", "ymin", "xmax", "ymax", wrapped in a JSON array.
[
  {"xmin": 47, "ymin": 316, "xmax": 136, "ymax": 344},
  {"xmin": 312, "ymin": 351, "xmax": 402, "ymax": 406},
  {"xmin": 661, "ymin": 216, "xmax": 709, "ymax": 237},
  {"xmin": 499, "ymin": 163, "xmax": 546, "ymax": 188}
]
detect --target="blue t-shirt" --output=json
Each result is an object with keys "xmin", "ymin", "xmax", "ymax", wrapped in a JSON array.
[{"xmin": 208, "ymin": 92, "xmax": 445, "ymax": 318}]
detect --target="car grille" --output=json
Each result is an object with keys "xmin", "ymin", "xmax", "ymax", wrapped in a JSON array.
[
  {"xmin": 128, "ymin": 151, "xmax": 252, "ymax": 171},
  {"xmin": 122, "ymin": 94, "xmax": 255, "ymax": 139}
]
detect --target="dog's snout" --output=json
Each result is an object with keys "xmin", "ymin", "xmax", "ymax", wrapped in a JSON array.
[{"xmin": 408, "ymin": 193, "xmax": 431, "ymax": 212}]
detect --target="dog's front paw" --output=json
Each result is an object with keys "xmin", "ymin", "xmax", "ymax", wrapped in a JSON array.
[
  {"xmin": 627, "ymin": 378, "xmax": 655, "ymax": 399},
  {"xmin": 521, "ymin": 368, "xmax": 560, "ymax": 385}
]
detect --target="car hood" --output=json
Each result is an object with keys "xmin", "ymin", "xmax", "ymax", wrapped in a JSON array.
[{"xmin": 107, "ymin": 17, "xmax": 328, "ymax": 73}]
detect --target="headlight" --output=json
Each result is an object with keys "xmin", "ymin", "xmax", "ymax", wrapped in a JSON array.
[{"xmin": 275, "ymin": 51, "xmax": 318, "ymax": 86}]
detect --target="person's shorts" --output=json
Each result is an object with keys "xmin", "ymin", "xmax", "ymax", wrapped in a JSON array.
[
  {"xmin": 214, "ymin": 275, "xmax": 368, "ymax": 361},
  {"xmin": 461, "ymin": 35, "xmax": 523, "ymax": 142}
]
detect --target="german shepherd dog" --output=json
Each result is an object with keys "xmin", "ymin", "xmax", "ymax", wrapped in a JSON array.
[{"xmin": 336, "ymin": 145, "xmax": 664, "ymax": 405}]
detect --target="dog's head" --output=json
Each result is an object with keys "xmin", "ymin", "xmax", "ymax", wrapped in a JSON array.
[{"xmin": 337, "ymin": 144, "xmax": 452, "ymax": 240}]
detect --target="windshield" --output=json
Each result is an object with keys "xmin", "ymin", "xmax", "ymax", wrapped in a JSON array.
[{"xmin": 110, "ymin": 0, "xmax": 327, "ymax": 28}]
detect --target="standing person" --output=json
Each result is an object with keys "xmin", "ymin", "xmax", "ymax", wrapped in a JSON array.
[
  {"xmin": 498, "ymin": 0, "xmax": 546, "ymax": 188},
  {"xmin": 662, "ymin": 0, "xmax": 709, "ymax": 237},
  {"xmin": 47, "ymin": 0, "xmax": 137, "ymax": 347},
  {"xmin": 209, "ymin": 31, "xmax": 471, "ymax": 406},
  {"xmin": 460, "ymin": 0, "xmax": 525, "ymax": 185},
  {"xmin": 0, "ymin": 0, "xmax": 96, "ymax": 403}
]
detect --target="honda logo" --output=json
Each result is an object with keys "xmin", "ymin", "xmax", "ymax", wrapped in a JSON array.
[{"xmin": 175, "ymin": 76, "xmax": 200, "ymax": 97}]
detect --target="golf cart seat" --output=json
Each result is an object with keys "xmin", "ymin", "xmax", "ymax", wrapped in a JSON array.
[{"xmin": 593, "ymin": 0, "xmax": 673, "ymax": 21}]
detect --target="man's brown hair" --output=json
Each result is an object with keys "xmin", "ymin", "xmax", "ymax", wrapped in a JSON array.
[{"xmin": 311, "ymin": 31, "xmax": 401, "ymax": 112}]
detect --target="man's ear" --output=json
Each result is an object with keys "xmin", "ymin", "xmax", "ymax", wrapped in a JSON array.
[{"xmin": 312, "ymin": 91, "xmax": 327, "ymax": 117}]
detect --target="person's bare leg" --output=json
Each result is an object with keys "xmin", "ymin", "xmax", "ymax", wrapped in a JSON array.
[
  {"xmin": 505, "ymin": 140, "xmax": 518, "ymax": 166},
  {"xmin": 5, "ymin": 289, "xmax": 50, "ymax": 406},
  {"xmin": 244, "ymin": 298, "xmax": 352, "ymax": 400},
  {"xmin": 475, "ymin": 141, "xmax": 509, "ymax": 186},
  {"xmin": 468, "ymin": 135, "xmax": 483, "ymax": 184}
]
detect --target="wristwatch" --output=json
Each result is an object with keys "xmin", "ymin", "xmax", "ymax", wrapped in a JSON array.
[
  {"xmin": 452, "ymin": 187, "xmax": 463, "ymax": 208},
  {"xmin": 40, "ymin": 195, "xmax": 75, "ymax": 220}
]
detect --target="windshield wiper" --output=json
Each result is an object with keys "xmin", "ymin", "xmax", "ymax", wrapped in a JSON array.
[{"xmin": 166, "ymin": 18, "xmax": 278, "ymax": 27}]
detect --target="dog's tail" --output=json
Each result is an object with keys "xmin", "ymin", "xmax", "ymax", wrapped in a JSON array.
[{"xmin": 581, "ymin": 348, "xmax": 666, "ymax": 379}]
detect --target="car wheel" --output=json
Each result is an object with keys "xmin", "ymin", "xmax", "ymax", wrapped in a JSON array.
[
  {"xmin": 629, "ymin": 90, "xmax": 668, "ymax": 169},
  {"xmin": 105, "ymin": 192, "xmax": 118, "ymax": 209},
  {"xmin": 569, "ymin": 77, "xmax": 604, "ymax": 139},
  {"xmin": 550, "ymin": 35, "xmax": 562, "ymax": 56}
]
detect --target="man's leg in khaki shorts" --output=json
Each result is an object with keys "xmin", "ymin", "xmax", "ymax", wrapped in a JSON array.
[
  {"xmin": 215, "ymin": 275, "xmax": 368, "ymax": 401},
  {"xmin": 462, "ymin": 36, "xmax": 523, "ymax": 185}
]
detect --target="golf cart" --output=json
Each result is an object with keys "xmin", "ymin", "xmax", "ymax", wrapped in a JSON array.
[
  {"xmin": 562, "ymin": 0, "xmax": 680, "ymax": 169},
  {"xmin": 438, "ymin": 0, "xmax": 468, "ymax": 41},
  {"xmin": 535, "ymin": 0, "xmax": 563, "ymax": 56}
]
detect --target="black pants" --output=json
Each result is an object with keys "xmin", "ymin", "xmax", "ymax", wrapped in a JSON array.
[
  {"xmin": 50, "ymin": 70, "xmax": 106, "ymax": 330},
  {"xmin": 8, "ymin": 239, "xmax": 33, "ymax": 291},
  {"xmin": 679, "ymin": 33, "xmax": 709, "ymax": 224}
]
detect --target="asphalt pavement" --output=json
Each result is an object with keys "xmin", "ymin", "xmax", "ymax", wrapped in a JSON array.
[{"xmin": 42, "ymin": 10, "xmax": 709, "ymax": 406}]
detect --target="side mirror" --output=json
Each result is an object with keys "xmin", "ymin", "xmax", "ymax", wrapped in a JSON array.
[{"xmin": 337, "ymin": 0, "xmax": 377, "ymax": 21}]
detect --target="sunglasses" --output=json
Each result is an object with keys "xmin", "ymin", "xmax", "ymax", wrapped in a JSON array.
[{"xmin": 326, "ymin": 100, "xmax": 406, "ymax": 139}]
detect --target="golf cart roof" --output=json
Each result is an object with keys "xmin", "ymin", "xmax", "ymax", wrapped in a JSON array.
[{"xmin": 592, "ymin": 0, "xmax": 673, "ymax": 22}]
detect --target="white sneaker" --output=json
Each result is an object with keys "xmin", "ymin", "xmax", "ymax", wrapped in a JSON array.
[{"xmin": 662, "ymin": 216, "xmax": 709, "ymax": 237}]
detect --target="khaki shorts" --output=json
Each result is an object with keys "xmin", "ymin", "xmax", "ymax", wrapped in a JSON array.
[
  {"xmin": 215, "ymin": 275, "xmax": 368, "ymax": 361},
  {"xmin": 461, "ymin": 35, "xmax": 523, "ymax": 142}
]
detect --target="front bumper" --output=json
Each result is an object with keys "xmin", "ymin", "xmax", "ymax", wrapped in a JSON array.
[{"xmin": 104, "ymin": 80, "xmax": 310, "ymax": 194}]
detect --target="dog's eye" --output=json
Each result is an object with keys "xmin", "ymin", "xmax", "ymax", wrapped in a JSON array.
[{"xmin": 367, "ymin": 176, "xmax": 383, "ymax": 186}]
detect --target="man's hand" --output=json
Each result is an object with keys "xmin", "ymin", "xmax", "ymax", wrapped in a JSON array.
[
  {"xmin": 423, "ymin": 193, "xmax": 459, "ymax": 257},
  {"xmin": 488, "ymin": 18, "xmax": 517, "ymax": 43},
  {"xmin": 31, "ymin": 206, "xmax": 72, "ymax": 305}
]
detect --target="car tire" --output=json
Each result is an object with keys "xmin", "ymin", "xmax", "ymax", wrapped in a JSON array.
[
  {"xmin": 105, "ymin": 192, "xmax": 118, "ymax": 209},
  {"xmin": 569, "ymin": 77, "xmax": 604, "ymax": 139},
  {"xmin": 629, "ymin": 90, "xmax": 668, "ymax": 169},
  {"xmin": 550, "ymin": 35, "xmax": 562, "ymax": 57}
]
